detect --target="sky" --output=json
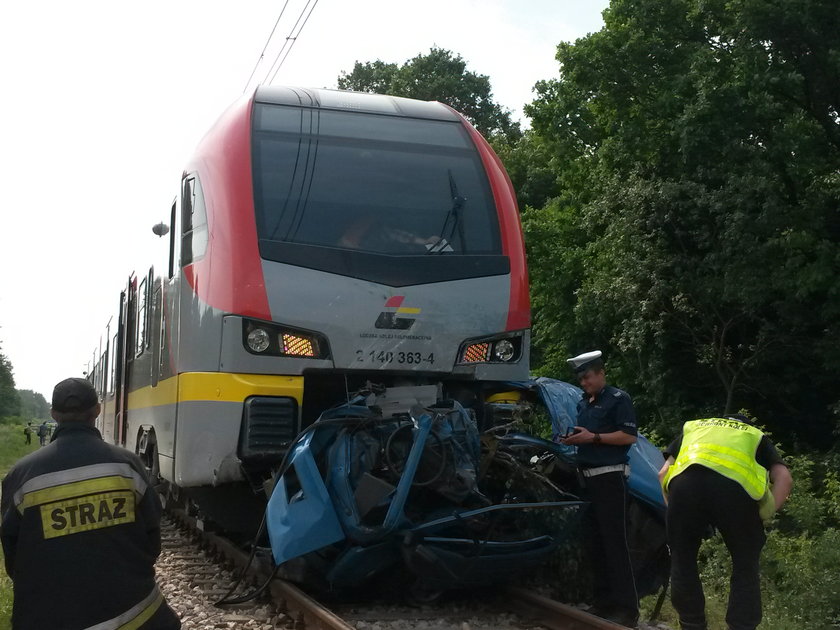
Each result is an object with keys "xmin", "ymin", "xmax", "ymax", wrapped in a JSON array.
[{"xmin": 0, "ymin": 0, "xmax": 609, "ymax": 399}]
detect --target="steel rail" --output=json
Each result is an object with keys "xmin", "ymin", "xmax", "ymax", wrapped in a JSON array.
[
  {"xmin": 167, "ymin": 507, "xmax": 354, "ymax": 630},
  {"xmin": 508, "ymin": 586, "xmax": 633, "ymax": 630},
  {"xmin": 166, "ymin": 505, "xmax": 628, "ymax": 630}
]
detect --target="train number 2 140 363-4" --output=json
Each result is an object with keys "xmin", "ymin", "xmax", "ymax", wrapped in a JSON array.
[{"xmin": 356, "ymin": 350, "xmax": 435, "ymax": 365}]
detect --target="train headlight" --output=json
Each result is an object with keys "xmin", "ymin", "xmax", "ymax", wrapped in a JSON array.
[
  {"xmin": 457, "ymin": 333, "xmax": 523, "ymax": 365},
  {"xmin": 247, "ymin": 328, "xmax": 271, "ymax": 353},
  {"xmin": 242, "ymin": 318, "xmax": 331, "ymax": 359},
  {"xmin": 493, "ymin": 339, "xmax": 515, "ymax": 362}
]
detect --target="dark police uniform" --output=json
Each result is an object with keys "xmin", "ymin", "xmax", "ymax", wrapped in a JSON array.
[
  {"xmin": 576, "ymin": 385, "xmax": 639, "ymax": 623},
  {"xmin": 1, "ymin": 423, "xmax": 180, "ymax": 630},
  {"xmin": 663, "ymin": 422, "xmax": 786, "ymax": 630}
]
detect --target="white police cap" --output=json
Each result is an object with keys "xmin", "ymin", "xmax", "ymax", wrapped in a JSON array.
[{"xmin": 567, "ymin": 350, "xmax": 604, "ymax": 374}]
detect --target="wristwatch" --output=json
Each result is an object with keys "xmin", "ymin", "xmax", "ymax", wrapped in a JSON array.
[{"xmin": 592, "ymin": 433, "xmax": 602, "ymax": 444}]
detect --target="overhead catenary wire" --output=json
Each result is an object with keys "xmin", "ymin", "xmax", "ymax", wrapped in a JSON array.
[
  {"xmin": 261, "ymin": 0, "xmax": 321, "ymax": 86},
  {"xmin": 242, "ymin": 0, "xmax": 292, "ymax": 94}
]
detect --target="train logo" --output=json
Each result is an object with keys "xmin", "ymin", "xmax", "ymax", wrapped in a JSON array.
[{"xmin": 374, "ymin": 296, "xmax": 421, "ymax": 330}]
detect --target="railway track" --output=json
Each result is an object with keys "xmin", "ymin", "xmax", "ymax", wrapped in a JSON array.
[{"xmin": 159, "ymin": 507, "xmax": 639, "ymax": 630}]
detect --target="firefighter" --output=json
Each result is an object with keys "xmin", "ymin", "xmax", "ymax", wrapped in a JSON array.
[
  {"xmin": 0, "ymin": 377, "xmax": 180, "ymax": 630},
  {"xmin": 561, "ymin": 350, "xmax": 639, "ymax": 628},
  {"xmin": 659, "ymin": 414, "xmax": 793, "ymax": 630}
]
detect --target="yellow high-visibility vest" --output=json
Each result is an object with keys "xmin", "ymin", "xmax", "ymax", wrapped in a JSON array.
[{"xmin": 662, "ymin": 418, "xmax": 775, "ymax": 520}]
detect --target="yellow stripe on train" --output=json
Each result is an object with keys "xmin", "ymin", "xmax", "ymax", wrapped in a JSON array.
[{"xmin": 125, "ymin": 373, "xmax": 304, "ymax": 410}]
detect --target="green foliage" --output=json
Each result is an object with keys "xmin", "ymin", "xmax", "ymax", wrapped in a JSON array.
[
  {"xmin": 0, "ymin": 423, "xmax": 39, "ymax": 477},
  {"xmin": 761, "ymin": 529, "xmax": 840, "ymax": 628},
  {"xmin": 15, "ymin": 390, "xmax": 48, "ymax": 421},
  {"xmin": 0, "ymin": 351, "xmax": 19, "ymax": 419},
  {"xmin": 338, "ymin": 47, "xmax": 521, "ymax": 142},
  {"xmin": 518, "ymin": 0, "xmax": 840, "ymax": 447},
  {"xmin": 336, "ymin": 59, "xmax": 398, "ymax": 95},
  {"xmin": 503, "ymin": 5, "xmax": 840, "ymax": 623}
]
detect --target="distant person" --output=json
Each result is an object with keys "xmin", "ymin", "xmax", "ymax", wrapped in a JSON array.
[
  {"xmin": 0, "ymin": 377, "xmax": 181, "ymax": 630},
  {"xmin": 659, "ymin": 414, "xmax": 793, "ymax": 630},
  {"xmin": 23, "ymin": 424, "xmax": 31, "ymax": 445},
  {"xmin": 561, "ymin": 350, "xmax": 639, "ymax": 628},
  {"xmin": 36, "ymin": 420, "xmax": 48, "ymax": 446}
]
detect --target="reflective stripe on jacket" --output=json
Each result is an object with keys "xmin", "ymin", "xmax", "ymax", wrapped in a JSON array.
[
  {"xmin": 662, "ymin": 418, "xmax": 774, "ymax": 518},
  {"xmin": 84, "ymin": 585, "xmax": 164, "ymax": 630}
]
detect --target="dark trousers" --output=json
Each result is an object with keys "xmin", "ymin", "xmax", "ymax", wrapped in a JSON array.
[
  {"xmin": 582, "ymin": 470, "xmax": 639, "ymax": 615},
  {"xmin": 667, "ymin": 466, "xmax": 765, "ymax": 630}
]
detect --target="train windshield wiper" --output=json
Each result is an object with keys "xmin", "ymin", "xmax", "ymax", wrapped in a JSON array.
[{"xmin": 429, "ymin": 171, "xmax": 466, "ymax": 254}]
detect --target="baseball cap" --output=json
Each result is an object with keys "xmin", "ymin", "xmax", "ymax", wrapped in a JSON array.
[{"xmin": 52, "ymin": 377, "xmax": 98, "ymax": 412}]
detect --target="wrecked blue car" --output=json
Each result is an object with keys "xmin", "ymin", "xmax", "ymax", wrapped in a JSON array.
[{"xmin": 266, "ymin": 379, "xmax": 668, "ymax": 597}]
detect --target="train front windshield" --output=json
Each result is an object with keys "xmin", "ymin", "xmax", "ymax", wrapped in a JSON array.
[{"xmin": 252, "ymin": 104, "xmax": 502, "ymax": 270}]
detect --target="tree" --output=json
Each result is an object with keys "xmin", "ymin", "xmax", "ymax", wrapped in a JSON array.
[
  {"xmin": 522, "ymin": 0, "xmax": 840, "ymax": 444},
  {"xmin": 338, "ymin": 47, "xmax": 521, "ymax": 142},
  {"xmin": 337, "ymin": 59, "xmax": 398, "ymax": 96},
  {"xmin": 0, "ymin": 347, "xmax": 21, "ymax": 418},
  {"xmin": 17, "ymin": 389, "xmax": 49, "ymax": 420}
]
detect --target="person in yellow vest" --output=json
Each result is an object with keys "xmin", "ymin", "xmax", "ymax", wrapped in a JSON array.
[{"xmin": 658, "ymin": 414, "xmax": 793, "ymax": 630}]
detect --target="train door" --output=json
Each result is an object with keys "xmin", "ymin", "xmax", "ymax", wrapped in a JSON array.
[
  {"xmin": 165, "ymin": 196, "xmax": 182, "ymax": 383},
  {"xmin": 154, "ymin": 196, "xmax": 181, "ymax": 482},
  {"xmin": 151, "ymin": 267, "xmax": 162, "ymax": 387},
  {"xmin": 113, "ymin": 277, "xmax": 135, "ymax": 446}
]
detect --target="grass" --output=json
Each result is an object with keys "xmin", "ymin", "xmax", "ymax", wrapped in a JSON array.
[{"xmin": 0, "ymin": 423, "xmax": 39, "ymax": 630}]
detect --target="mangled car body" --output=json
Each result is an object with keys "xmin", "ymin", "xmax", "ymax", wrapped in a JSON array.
[{"xmin": 266, "ymin": 378, "xmax": 668, "ymax": 597}]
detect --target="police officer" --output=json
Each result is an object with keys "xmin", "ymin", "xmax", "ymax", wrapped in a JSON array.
[
  {"xmin": 561, "ymin": 350, "xmax": 639, "ymax": 627},
  {"xmin": 659, "ymin": 414, "xmax": 793, "ymax": 630},
  {"xmin": 0, "ymin": 377, "xmax": 181, "ymax": 630}
]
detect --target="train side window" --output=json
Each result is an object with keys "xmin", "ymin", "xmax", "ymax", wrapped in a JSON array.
[
  {"xmin": 182, "ymin": 175, "xmax": 208, "ymax": 265},
  {"xmin": 136, "ymin": 277, "xmax": 147, "ymax": 357}
]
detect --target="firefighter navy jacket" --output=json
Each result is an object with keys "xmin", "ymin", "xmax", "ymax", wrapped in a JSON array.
[{"xmin": 0, "ymin": 422, "xmax": 179, "ymax": 630}]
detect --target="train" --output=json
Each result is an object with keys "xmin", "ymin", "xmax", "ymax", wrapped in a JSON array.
[{"xmin": 86, "ymin": 86, "xmax": 532, "ymax": 535}]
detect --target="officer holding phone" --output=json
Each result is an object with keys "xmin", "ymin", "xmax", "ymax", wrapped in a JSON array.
[{"xmin": 561, "ymin": 350, "xmax": 639, "ymax": 628}]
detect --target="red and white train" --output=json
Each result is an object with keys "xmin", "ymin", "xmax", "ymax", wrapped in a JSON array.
[{"xmin": 87, "ymin": 86, "xmax": 530, "ymax": 532}]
